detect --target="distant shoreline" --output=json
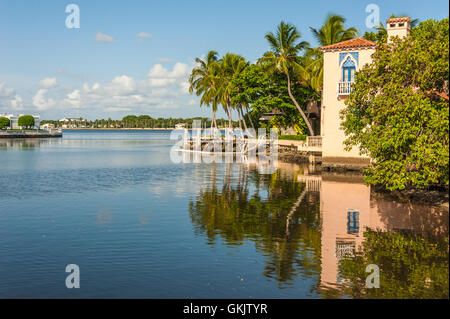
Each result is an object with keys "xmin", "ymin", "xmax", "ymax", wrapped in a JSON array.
[
  {"xmin": 62, "ymin": 128, "xmax": 175, "ymax": 131},
  {"xmin": 61, "ymin": 128, "xmax": 228, "ymax": 131}
]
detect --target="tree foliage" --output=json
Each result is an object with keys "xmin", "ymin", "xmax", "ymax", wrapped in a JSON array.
[
  {"xmin": 341, "ymin": 18, "xmax": 449, "ymax": 190},
  {"xmin": 0, "ymin": 117, "xmax": 10, "ymax": 129},
  {"xmin": 339, "ymin": 229, "xmax": 449, "ymax": 299},
  {"xmin": 230, "ymin": 64, "xmax": 316, "ymax": 134},
  {"xmin": 18, "ymin": 115, "xmax": 35, "ymax": 128}
]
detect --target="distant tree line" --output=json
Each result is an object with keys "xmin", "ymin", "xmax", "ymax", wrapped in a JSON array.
[{"xmin": 41, "ymin": 115, "xmax": 237, "ymax": 129}]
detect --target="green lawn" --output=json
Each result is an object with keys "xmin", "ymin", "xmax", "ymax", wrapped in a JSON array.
[{"xmin": 278, "ymin": 134, "xmax": 307, "ymax": 141}]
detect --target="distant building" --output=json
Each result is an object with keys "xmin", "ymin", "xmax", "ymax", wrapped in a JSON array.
[
  {"xmin": 0, "ymin": 113, "xmax": 40, "ymax": 129},
  {"xmin": 40, "ymin": 123, "xmax": 55, "ymax": 130},
  {"xmin": 175, "ymin": 123, "xmax": 186, "ymax": 129},
  {"xmin": 59, "ymin": 117, "xmax": 87, "ymax": 128}
]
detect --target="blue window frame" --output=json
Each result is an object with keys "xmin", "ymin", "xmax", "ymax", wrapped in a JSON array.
[
  {"xmin": 347, "ymin": 210, "xmax": 360, "ymax": 234},
  {"xmin": 342, "ymin": 56, "xmax": 356, "ymax": 82}
]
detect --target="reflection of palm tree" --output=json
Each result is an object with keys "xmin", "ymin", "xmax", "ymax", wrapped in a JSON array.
[{"xmin": 189, "ymin": 164, "xmax": 322, "ymax": 285}]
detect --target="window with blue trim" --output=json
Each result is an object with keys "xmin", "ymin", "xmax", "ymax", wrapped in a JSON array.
[
  {"xmin": 347, "ymin": 210, "xmax": 360, "ymax": 234},
  {"xmin": 342, "ymin": 56, "xmax": 356, "ymax": 82}
]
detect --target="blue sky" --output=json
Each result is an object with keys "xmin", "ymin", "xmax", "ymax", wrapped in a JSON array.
[{"xmin": 0, "ymin": 0, "xmax": 448, "ymax": 120}]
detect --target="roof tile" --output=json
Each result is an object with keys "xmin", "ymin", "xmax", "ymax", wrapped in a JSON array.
[
  {"xmin": 320, "ymin": 37, "xmax": 377, "ymax": 52},
  {"xmin": 386, "ymin": 17, "xmax": 411, "ymax": 23}
]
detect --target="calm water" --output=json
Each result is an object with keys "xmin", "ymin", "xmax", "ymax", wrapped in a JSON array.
[{"xmin": 0, "ymin": 130, "xmax": 448, "ymax": 298}]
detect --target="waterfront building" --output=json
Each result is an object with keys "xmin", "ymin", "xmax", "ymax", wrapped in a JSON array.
[
  {"xmin": 318, "ymin": 17, "xmax": 412, "ymax": 168},
  {"xmin": 0, "ymin": 113, "xmax": 40, "ymax": 129}
]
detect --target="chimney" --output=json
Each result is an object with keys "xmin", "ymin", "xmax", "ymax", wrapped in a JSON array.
[{"xmin": 386, "ymin": 17, "xmax": 411, "ymax": 43}]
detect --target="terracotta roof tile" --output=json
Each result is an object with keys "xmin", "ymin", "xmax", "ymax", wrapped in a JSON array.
[
  {"xmin": 386, "ymin": 17, "xmax": 411, "ymax": 23},
  {"xmin": 320, "ymin": 37, "xmax": 377, "ymax": 52}
]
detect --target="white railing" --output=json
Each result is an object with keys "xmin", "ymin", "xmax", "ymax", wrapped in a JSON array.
[
  {"xmin": 307, "ymin": 136, "xmax": 322, "ymax": 148},
  {"xmin": 338, "ymin": 81, "xmax": 354, "ymax": 95}
]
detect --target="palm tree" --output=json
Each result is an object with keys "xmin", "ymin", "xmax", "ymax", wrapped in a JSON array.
[
  {"xmin": 258, "ymin": 21, "xmax": 314, "ymax": 136},
  {"xmin": 216, "ymin": 53, "xmax": 248, "ymax": 128},
  {"xmin": 189, "ymin": 50, "xmax": 220, "ymax": 130},
  {"xmin": 310, "ymin": 14, "xmax": 358, "ymax": 46},
  {"xmin": 306, "ymin": 14, "xmax": 358, "ymax": 92}
]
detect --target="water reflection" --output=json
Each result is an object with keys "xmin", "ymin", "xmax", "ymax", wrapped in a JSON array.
[
  {"xmin": 189, "ymin": 162, "xmax": 321, "ymax": 288},
  {"xmin": 0, "ymin": 138, "xmax": 62, "ymax": 149},
  {"xmin": 189, "ymin": 162, "xmax": 449, "ymax": 298}
]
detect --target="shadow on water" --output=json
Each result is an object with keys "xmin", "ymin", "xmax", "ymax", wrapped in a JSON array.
[{"xmin": 188, "ymin": 161, "xmax": 449, "ymax": 298}]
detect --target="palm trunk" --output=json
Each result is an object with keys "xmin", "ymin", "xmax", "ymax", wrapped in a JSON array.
[
  {"xmin": 227, "ymin": 104, "xmax": 233, "ymax": 128},
  {"xmin": 237, "ymin": 107, "xmax": 243, "ymax": 130},
  {"xmin": 239, "ymin": 105, "xmax": 248, "ymax": 131},
  {"xmin": 210, "ymin": 109, "xmax": 216, "ymax": 131},
  {"xmin": 245, "ymin": 105, "xmax": 255, "ymax": 131},
  {"xmin": 286, "ymin": 72, "xmax": 314, "ymax": 136}
]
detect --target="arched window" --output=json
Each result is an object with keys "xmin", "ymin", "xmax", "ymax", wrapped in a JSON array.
[{"xmin": 342, "ymin": 56, "xmax": 356, "ymax": 82}]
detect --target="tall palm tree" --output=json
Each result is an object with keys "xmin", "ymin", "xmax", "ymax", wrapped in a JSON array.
[
  {"xmin": 258, "ymin": 21, "xmax": 314, "ymax": 136},
  {"xmin": 309, "ymin": 14, "xmax": 358, "ymax": 46},
  {"xmin": 216, "ymin": 53, "xmax": 248, "ymax": 128},
  {"xmin": 189, "ymin": 50, "xmax": 220, "ymax": 130},
  {"xmin": 306, "ymin": 14, "xmax": 358, "ymax": 93}
]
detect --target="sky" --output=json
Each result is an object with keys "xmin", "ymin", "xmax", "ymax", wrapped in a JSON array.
[{"xmin": 0, "ymin": 0, "xmax": 448, "ymax": 121}]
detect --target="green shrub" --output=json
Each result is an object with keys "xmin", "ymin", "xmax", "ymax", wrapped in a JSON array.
[
  {"xmin": 278, "ymin": 134, "xmax": 307, "ymax": 141},
  {"xmin": 18, "ymin": 115, "xmax": 35, "ymax": 128},
  {"xmin": 0, "ymin": 117, "xmax": 10, "ymax": 129}
]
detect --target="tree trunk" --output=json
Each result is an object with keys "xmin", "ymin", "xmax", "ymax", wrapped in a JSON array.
[
  {"xmin": 286, "ymin": 72, "xmax": 315, "ymax": 136},
  {"xmin": 239, "ymin": 105, "xmax": 248, "ymax": 131},
  {"xmin": 211, "ymin": 109, "xmax": 216, "ymax": 131},
  {"xmin": 237, "ymin": 106, "xmax": 243, "ymax": 130},
  {"xmin": 245, "ymin": 105, "xmax": 255, "ymax": 131},
  {"xmin": 227, "ymin": 104, "xmax": 233, "ymax": 128}
]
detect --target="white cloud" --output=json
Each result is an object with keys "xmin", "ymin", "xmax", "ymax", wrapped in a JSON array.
[
  {"xmin": 109, "ymin": 75, "xmax": 136, "ymax": 95},
  {"xmin": 147, "ymin": 62, "xmax": 191, "ymax": 88},
  {"xmin": 3, "ymin": 60, "xmax": 196, "ymax": 115},
  {"xmin": 64, "ymin": 89, "xmax": 81, "ymax": 107},
  {"xmin": 96, "ymin": 32, "xmax": 114, "ymax": 43},
  {"xmin": 105, "ymin": 107, "xmax": 132, "ymax": 112},
  {"xmin": 0, "ymin": 82, "xmax": 24, "ymax": 110},
  {"xmin": 32, "ymin": 89, "xmax": 55, "ymax": 110},
  {"xmin": 0, "ymin": 82, "xmax": 14, "ymax": 97},
  {"xmin": 10, "ymin": 94, "xmax": 24, "ymax": 110},
  {"xmin": 38, "ymin": 77, "xmax": 58, "ymax": 89},
  {"xmin": 136, "ymin": 32, "xmax": 152, "ymax": 39},
  {"xmin": 179, "ymin": 81, "xmax": 190, "ymax": 94}
]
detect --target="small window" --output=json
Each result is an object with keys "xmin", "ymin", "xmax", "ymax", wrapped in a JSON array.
[
  {"xmin": 347, "ymin": 210, "xmax": 360, "ymax": 234},
  {"xmin": 399, "ymin": 23, "xmax": 404, "ymax": 27},
  {"xmin": 390, "ymin": 23, "xmax": 396, "ymax": 28}
]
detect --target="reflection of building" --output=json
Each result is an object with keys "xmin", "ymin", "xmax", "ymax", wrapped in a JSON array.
[
  {"xmin": 319, "ymin": 173, "xmax": 448, "ymax": 289},
  {"xmin": 0, "ymin": 113, "xmax": 40, "ymax": 129},
  {"xmin": 319, "ymin": 18, "xmax": 412, "ymax": 167}
]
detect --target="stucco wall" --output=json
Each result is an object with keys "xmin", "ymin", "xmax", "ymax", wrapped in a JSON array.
[{"xmin": 321, "ymin": 48, "xmax": 376, "ymax": 159}]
